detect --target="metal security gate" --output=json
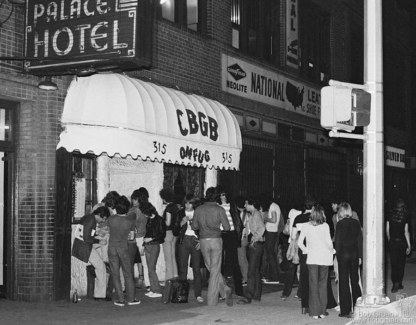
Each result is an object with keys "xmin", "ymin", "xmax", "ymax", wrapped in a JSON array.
[
  {"xmin": 239, "ymin": 143, "xmax": 274, "ymax": 198},
  {"xmin": 275, "ymin": 144, "xmax": 305, "ymax": 210},
  {"xmin": 218, "ymin": 139, "xmax": 274, "ymax": 199},
  {"xmin": 219, "ymin": 138, "xmax": 352, "ymax": 213},
  {"xmin": 306, "ymin": 148, "xmax": 348, "ymax": 206}
]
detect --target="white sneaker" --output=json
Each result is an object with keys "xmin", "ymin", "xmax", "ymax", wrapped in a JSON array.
[
  {"xmin": 127, "ymin": 299, "xmax": 141, "ymax": 306},
  {"xmin": 263, "ymin": 280, "xmax": 279, "ymax": 284},
  {"xmin": 197, "ymin": 296, "xmax": 204, "ymax": 303},
  {"xmin": 148, "ymin": 292, "xmax": 162, "ymax": 298},
  {"xmin": 144, "ymin": 291, "xmax": 154, "ymax": 296}
]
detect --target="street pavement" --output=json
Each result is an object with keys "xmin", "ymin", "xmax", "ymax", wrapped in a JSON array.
[{"xmin": 1, "ymin": 256, "xmax": 415, "ymax": 325}]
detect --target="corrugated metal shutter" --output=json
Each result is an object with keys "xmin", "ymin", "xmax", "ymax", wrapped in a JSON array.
[
  {"xmin": 275, "ymin": 144, "xmax": 305, "ymax": 208},
  {"xmin": 306, "ymin": 148, "xmax": 348, "ymax": 204}
]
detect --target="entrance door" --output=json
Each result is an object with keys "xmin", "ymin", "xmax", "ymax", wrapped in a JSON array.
[
  {"xmin": 0, "ymin": 151, "xmax": 4, "ymax": 295},
  {"xmin": 0, "ymin": 102, "xmax": 15, "ymax": 299},
  {"xmin": 0, "ymin": 152, "xmax": 12, "ymax": 299}
]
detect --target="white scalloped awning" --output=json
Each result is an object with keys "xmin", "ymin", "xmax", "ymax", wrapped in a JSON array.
[{"xmin": 57, "ymin": 73, "xmax": 242, "ymax": 170}]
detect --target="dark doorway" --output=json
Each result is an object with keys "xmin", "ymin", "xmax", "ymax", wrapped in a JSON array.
[
  {"xmin": 0, "ymin": 101, "xmax": 16, "ymax": 300},
  {"xmin": 0, "ymin": 152, "xmax": 8, "ymax": 299}
]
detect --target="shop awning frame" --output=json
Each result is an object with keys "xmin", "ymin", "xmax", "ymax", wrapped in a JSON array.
[{"xmin": 57, "ymin": 73, "xmax": 242, "ymax": 170}]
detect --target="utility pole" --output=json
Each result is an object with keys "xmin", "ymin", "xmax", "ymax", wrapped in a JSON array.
[{"xmin": 354, "ymin": 0, "xmax": 389, "ymax": 318}]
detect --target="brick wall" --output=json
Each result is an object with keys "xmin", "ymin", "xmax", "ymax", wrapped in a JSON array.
[{"xmin": 0, "ymin": 4, "xmax": 67, "ymax": 302}]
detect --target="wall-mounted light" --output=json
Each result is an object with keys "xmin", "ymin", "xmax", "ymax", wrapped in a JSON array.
[
  {"xmin": 38, "ymin": 76, "xmax": 58, "ymax": 91},
  {"xmin": 77, "ymin": 67, "xmax": 97, "ymax": 77},
  {"xmin": 160, "ymin": 0, "xmax": 168, "ymax": 4}
]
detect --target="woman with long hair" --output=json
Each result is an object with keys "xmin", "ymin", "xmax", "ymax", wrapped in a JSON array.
[
  {"xmin": 334, "ymin": 202, "xmax": 362, "ymax": 318},
  {"xmin": 386, "ymin": 198, "xmax": 411, "ymax": 293},
  {"xmin": 159, "ymin": 187, "xmax": 180, "ymax": 280},
  {"xmin": 297, "ymin": 205, "xmax": 334, "ymax": 319}
]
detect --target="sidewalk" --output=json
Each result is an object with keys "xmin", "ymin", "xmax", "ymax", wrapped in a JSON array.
[{"xmin": 1, "ymin": 256, "xmax": 415, "ymax": 325}]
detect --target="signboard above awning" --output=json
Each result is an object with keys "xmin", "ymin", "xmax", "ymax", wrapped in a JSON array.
[
  {"xmin": 24, "ymin": 0, "xmax": 153, "ymax": 75},
  {"xmin": 222, "ymin": 54, "xmax": 321, "ymax": 119},
  {"xmin": 57, "ymin": 73, "xmax": 242, "ymax": 170}
]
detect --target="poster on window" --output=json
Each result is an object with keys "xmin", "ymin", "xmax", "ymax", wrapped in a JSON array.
[
  {"xmin": 286, "ymin": 0, "xmax": 299, "ymax": 69},
  {"xmin": 74, "ymin": 178, "xmax": 86, "ymax": 220}
]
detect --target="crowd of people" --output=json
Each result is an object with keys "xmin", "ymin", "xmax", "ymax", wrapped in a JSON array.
[{"xmin": 71, "ymin": 186, "xmax": 412, "ymax": 318}]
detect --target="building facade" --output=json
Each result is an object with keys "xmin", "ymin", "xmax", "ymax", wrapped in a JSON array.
[{"xmin": 0, "ymin": 0, "xmax": 414, "ymax": 302}]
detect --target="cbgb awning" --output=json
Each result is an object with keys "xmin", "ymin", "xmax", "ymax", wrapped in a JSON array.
[{"xmin": 57, "ymin": 73, "xmax": 242, "ymax": 170}]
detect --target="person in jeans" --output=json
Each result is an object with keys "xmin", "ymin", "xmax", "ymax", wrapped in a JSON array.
[
  {"xmin": 234, "ymin": 196, "xmax": 249, "ymax": 285},
  {"xmin": 335, "ymin": 202, "xmax": 363, "ymax": 318},
  {"xmin": 386, "ymin": 198, "xmax": 411, "ymax": 293},
  {"xmin": 298, "ymin": 205, "xmax": 334, "ymax": 320},
  {"xmin": 131, "ymin": 187, "xmax": 150, "ymax": 289},
  {"xmin": 160, "ymin": 187, "xmax": 180, "ymax": 280},
  {"xmin": 217, "ymin": 187, "xmax": 244, "ymax": 298},
  {"xmin": 108, "ymin": 196, "xmax": 141, "ymax": 307},
  {"xmin": 237, "ymin": 198, "xmax": 265, "ymax": 305},
  {"xmin": 260, "ymin": 196, "xmax": 281, "ymax": 284},
  {"xmin": 281, "ymin": 207, "xmax": 302, "ymax": 300},
  {"xmin": 72, "ymin": 206, "xmax": 111, "ymax": 301},
  {"xmin": 140, "ymin": 201, "xmax": 166, "ymax": 298},
  {"xmin": 292, "ymin": 195, "xmax": 316, "ymax": 315},
  {"xmin": 177, "ymin": 194, "xmax": 204, "ymax": 302},
  {"xmin": 192, "ymin": 187, "xmax": 233, "ymax": 307}
]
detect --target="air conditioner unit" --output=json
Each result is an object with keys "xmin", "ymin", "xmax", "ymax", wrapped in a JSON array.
[{"xmin": 405, "ymin": 157, "xmax": 416, "ymax": 169}]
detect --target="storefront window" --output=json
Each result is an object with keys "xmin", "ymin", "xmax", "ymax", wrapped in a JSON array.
[
  {"xmin": 187, "ymin": 0, "xmax": 198, "ymax": 31},
  {"xmin": 299, "ymin": 0, "xmax": 330, "ymax": 83},
  {"xmin": 232, "ymin": 0, "xmax": 280, "ymax": 63},
  {"xmin": 161, "ymin": 0, "xmax": 175, "ymax": 22},
  {"xmin": 278, "ymin": 123, "xmax": 291, "ymax": 139},
  {"xmin": 163, "ymin": 163, "xmax": 205, "ymax": 200},
  {"xmin": 159, "ymin": 0, "xmax": 207, "ymax": 34},
  {"xmin": 72, "ymin": 155, "xmax": 96, "ymax": 222},
  {"xmin": 0, "ymin": 109, "xmax": 12, "ymax": 142}
]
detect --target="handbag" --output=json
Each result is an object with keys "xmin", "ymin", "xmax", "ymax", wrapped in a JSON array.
[
  {"xmin": 86, "ymin": 265, "xmax": 96, "ymax": 278},
  {"xmin": 279, "ymin": 258, "xmax": 292, "ymax": 272},
  {"xmin": 74, "ymin": 224, "xmax": 84, "ymax": 241},
  {"xmin": 171, "ymin": 279, "xmax": 189, "ymax": 303},
  {"xmin": 282, "ymin": 219, "xmax": 290, "ymax": 236},
  {"xmin": 286, "ymin": 235, "xmax": 300, "ymax": 265}
]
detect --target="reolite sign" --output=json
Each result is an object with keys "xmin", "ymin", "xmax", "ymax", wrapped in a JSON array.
[{"xmin": 24, "ymin": 0, "xmax": 152, "ymax": 75}]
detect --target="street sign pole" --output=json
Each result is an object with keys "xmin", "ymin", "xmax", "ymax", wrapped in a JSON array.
[{"xmin": 354, "ymin": 0, "xmax": 389, "ymax": 318}]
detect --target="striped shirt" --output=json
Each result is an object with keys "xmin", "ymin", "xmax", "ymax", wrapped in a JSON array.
[{"xmin": 220, "ymin": 203, "xmax": 234, "ymax": 231}]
